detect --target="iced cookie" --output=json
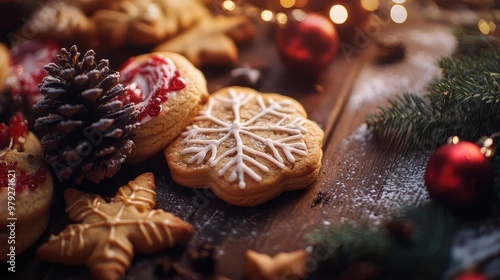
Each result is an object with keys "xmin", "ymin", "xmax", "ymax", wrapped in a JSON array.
[
  {"xmin": 119, "ymin": 52, "xmax": 209, "ymax": 164},
  {"xmin": 37, "ymin": 172, "xmax": 194, "ymax": 280},
  {"xmin": 166, "ymin": 87, "xmax": 324, "ymax": 206},
  {"xmin": 6, "ymin": 40, "xmax": 59, "ymax": 107}
]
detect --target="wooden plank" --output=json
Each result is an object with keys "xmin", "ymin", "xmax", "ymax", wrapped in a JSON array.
[
  {"xmin": 9, "ymin": 13, "xmax": 457, "ymax": 280},
  {"xmin": 159, "ymin": 23, "xmax": 375, "ymax": 279}
]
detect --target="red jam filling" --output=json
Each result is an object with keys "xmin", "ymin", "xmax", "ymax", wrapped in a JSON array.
[
  {"xmin": 119, "ymin": 55, "xmax": 186, "ymax": 121},
  {"xmin": 0, "ymin": 112, "xmax": 28, "ymax": 149},
  {"xmin": 8, "ymin": 40, "xmax": 59, "ymax": 100},
  {"xmin": 0, "ymin": 161, "xmax": 47, "ymax": 192}
]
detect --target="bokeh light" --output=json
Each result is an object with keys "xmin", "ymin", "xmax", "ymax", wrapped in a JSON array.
[
  {"xmin": 490, "ymin": 21, "xmax": 497, "ymax": 32},
  {"xmin": 291, "ymin": 9, "xmax": 306, "ymax": 21},
  {"xmin": 261, "ymin": 9, "xmax": 274, "ymax": 22},
  {"xmin": 478, "ymin": 19, "xmax": 496, "ymax": 34},
  {"xmin": 276, "ymin": 12, "xmax": 288, "ymax": 26},
  {"xmin": 222, "ymin": 0, "xmax": 236, "ymax": 11},
  {"xmin": 392, "ymin": 0, "xmax": 406, "ymax": 3},
  {"xmin": 361, "ymin": 0, "xmax": 380, "ymax": 11},
  {"xmin": 390, "ymin": 4, "xmax": 407, "ymax": 24},
  {"xmin": 294, "ymin": 0, "xmax": 308, "ymax": 8},
  {"xmin": 280, "ymin": 0, "xmax": 295, "ymax": 8},
  {"xmin": 329, "ymin": 5, "xmax": 348, "ymax": 24}
]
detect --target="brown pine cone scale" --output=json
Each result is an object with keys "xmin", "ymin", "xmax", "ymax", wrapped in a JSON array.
[{"xmin": 34, "ymin": 45, "xmax": 139, "ymax": 184}]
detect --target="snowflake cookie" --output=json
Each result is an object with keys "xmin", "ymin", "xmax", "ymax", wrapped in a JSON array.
[{"xmin": 166, "ymin": 87, "xmax": 324, "ymax": 206}]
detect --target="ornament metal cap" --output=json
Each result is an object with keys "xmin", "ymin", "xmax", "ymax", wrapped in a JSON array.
[
  {"xmin": 447, "ymin": 134, "xmax": 500, "ymax": 158},
  {"xmin": 475, "ymin": 132, "xmax": 500, "ymax": 158}
]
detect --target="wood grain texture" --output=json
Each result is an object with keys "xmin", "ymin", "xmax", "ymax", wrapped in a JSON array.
[{"xmin": 5, "ymin": 13, "xmax": 490, "ymax": 280}]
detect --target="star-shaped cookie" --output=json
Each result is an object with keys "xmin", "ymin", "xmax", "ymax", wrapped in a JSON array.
[
  {"xmin": 243, "ymin": 249, "xmax": 307, "ymax": 280},
  {"xmin": 154, "ymin": 16, "xmax": 256, "ymax": 68},
  {"xmin": 37, "ymin": 173, "xmax": 194, "ymax": 280}
]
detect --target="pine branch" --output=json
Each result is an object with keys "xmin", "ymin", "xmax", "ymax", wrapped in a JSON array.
[
  {"xmin": 453, "ymin": 24, "xmax": 500, "ymax": 57},
  {"xmin": 366, "ymin": 93, "xmax": 438, "ymax": 150},
  {"xmin": 306, "ymin": 223, "xmax": 390, "ymax": 271},
  {"xmin": 306, "ymin": 205, "xmax": 457, "ymax": 280},
  {"xmin": 366, "ymin": 30, "xmax": 500, "ymax": 150}
]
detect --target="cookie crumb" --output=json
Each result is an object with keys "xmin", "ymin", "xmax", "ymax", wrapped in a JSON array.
[{"xmin": 310, "ymin": 192, "xmax": 332, "ymax": 208}]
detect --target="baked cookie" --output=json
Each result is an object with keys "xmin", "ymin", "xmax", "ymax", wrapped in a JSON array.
[
  {"xmin": 1, "ymin": 112, "xmax": 43, "ymax": 160},
  {"xmin": 90, "ymin": 0, "xmax": 211, "ymax": 49},
  {"xmin": 119, "ymin": 52, "xmax": 208, "ymax": 164},
  {"xmin": 37, "ymin": 172, "xmax": 194, "ymax": 280},
  {"xmin": 0, "ymin": 120, "xmax": 53, "ymax": 261},
  {"xmin": 154, "ymin": 15, "xmax": 256, "ymax": 68},
  {"xmin": 6, "ymin": 40, "xmax": 59, "ymax": 107},
  {"xmin": 243, "ymin": 250, "xmax": 307, "ymax": 280},
  {"xmin": 166, "ymin": 87, "xmax": 324, "ymax": 206},
  {"xmin": 0, "ymin": 43, "xmax": 9, "ymax": 91},
  {"xmin": 23, "ymin": 0, "xmax": 254, "ymax": 67},
  {"xmin": 24, "ymin": 0, "xmax": 208, "ymax": 50}
]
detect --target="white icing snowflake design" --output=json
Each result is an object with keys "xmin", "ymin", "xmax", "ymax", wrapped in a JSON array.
[{"xmin": 180, "ymin": 88, "xmax": 309, "ymax": 189}]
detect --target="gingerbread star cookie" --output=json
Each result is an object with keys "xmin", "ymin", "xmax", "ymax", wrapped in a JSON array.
[
  {"xmin": 243, "ymin": 250, "xmax": 307, "ymax": 280},
  {"xmin": 154, "ymin": 15, "xmax": 256, "ymax": 68},
  {"xmin": 37, "ymin": 173, "xmax": 194, "ymax": 280},
  {"xmin": 166, "ymin": 87, "xmax": 324, "ymax": 206}
]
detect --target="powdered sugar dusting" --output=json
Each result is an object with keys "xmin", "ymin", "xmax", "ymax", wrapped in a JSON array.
[
  {"xmin": 348, "ymin": 20, "xmax": 456, "ymax": 109},
  {"xmin": 327, "ymin": 124, "xmax": 430, "ymax": 225},
  {"xmin": 342, "ymin": 123, "xmax": 373, "ymax": 146},
  {"xmin": 447, "ymin": 218, "xmax": 500, "ymax": 279}
]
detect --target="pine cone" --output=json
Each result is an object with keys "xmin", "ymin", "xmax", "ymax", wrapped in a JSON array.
[{"xmin": 33, "ymin": 45, "xmax": 139, "ymax": 184}]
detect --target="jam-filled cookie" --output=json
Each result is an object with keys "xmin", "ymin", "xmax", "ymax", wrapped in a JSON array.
[
  {"xmin": 0, "ymin": 114, "xmax": 53, "ymax": 259},
  {"xmin": 119, "ymin": 52, "xmax": 208, "ymax": 164}
]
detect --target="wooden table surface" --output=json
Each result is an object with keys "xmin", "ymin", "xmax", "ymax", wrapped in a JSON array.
[{"xmin": 4, "ymin": 7, "xmax": 500, "ymax": 280}]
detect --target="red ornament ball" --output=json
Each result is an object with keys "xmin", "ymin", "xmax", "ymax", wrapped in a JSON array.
[
  {"xmin": 424, "ymin": 141, "xmax": 493, "ymax": 208},
  {"xmin": 453, "ymin": 272, "xmax": 490, "ymax": 280},
  {"xmin": 276, "ymin": 11, "xmax": 339, "ymax": 75}
]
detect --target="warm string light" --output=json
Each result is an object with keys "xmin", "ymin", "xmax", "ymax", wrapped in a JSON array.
[
  {"xmin": 329, "ymin": 5, "xmax": 348, "ymax": 24},
  {"xmin": 216, "ymin": 0, "xmax": 497, "ymax": 59},
  {"xmin": 390, "ymin": 4, "xmax": 407, "ymax": 24},
  {"xmin": 478, "ymin": 18, "xmax": 497, "ymax": 35},
  {"xmin": 280, "ymin": 0, "xmax": 295, "ymax": 9},
  {"xmin": 215, "ymin": 0, "xmax": 409, "ymax": 25},
  {"xmin": 222, "ymin": 0, "xmax": 237, "ymax": 11},
  {"xmin": 361, "ymin": 0, "xmax": 380, "ymax": 12}
]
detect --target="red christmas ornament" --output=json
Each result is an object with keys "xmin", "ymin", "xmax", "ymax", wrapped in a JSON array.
[
  {"xmin": 453, "ymin": 272, "xmax": 490, "ymax": 280},
  {"xmin": 276, "ymin": 11, "xmax": 339, "ymax": 75},
  {"xmin": 424, "ymin": 141, "xmax": 494, "ymax": 208}
]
